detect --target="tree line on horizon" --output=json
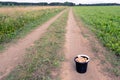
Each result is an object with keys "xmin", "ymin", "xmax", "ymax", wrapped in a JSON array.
[
  {"xmin": 0, "ymin": 2, "xmax": 75, "ymax": 6},
  {"xmin": 0, "ymin": 1, "xmax": 120, "ymax": 6}
]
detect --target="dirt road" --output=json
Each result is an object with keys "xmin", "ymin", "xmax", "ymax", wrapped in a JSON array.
[
  {"xmin": 0, "ymin": 10, "xmax": 64, "ymax": 79},
  {"xmin": 0, "ymin": 8, "xmax": 114, "ymax": 80},
  {"xmin": 60, "ymin": 9, "xmax": 111, "ymax": 80}
]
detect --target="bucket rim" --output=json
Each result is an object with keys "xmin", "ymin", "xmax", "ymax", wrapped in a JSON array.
[{"xmin": 75, "ymin": 54, "xmax": 90, "ymax": 63}]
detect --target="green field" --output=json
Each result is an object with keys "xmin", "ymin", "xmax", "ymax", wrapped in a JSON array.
[
  {"xmin": 73, "ymin": 6, "xmax": 120, "ymax": 76},
  {"xmin": 73, "ymin": 6, "xmax": 120, "ymax": 56}
]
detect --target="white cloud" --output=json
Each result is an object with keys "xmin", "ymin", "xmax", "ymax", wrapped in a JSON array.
[{"xmin": 0, "ymin": 0, "xmax": 120, "ymax": 4}]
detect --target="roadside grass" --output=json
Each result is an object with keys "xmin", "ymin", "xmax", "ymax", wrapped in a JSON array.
[
  {"xmin": 4, "ymin": 10, "xmax": 68, "ymax": 80},
  {"xmin": 105, "ymin": 52, "xmax": 120, "ymax": 77},
  {"xmin": 0, "ymin": 8, "xmax": 64, "ymax": 51},
  {"xmin": 73, "ymin": 6, "xmax": 120, "ymax": 77}
]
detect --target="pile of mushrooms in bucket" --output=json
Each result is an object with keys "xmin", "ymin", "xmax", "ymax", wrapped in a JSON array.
[{"xmin": 74, "ymin": 54, "xmax": 90, "ymax": 73}]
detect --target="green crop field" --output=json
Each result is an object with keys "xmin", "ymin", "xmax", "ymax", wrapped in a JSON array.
[
  {"xmin": 73, "ymin": 6, "xmax": 120, "ymax": 56},
  {"xmin": 73, "ymin": 6, "xmax": 120, "ymax": 76}
]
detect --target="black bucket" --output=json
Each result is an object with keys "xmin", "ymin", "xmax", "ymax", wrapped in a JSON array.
[{"xmin": 74, "ymin": 55, "xmax": 90, "ymax": 73}]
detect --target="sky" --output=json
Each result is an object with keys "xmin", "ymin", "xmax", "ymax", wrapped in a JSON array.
[{"xmin": 0, "ymin": 0, "xmax": 120, "ymax": 4}]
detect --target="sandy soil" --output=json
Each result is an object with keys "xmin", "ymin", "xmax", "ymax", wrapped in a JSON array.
[
  {"xmin": 60, "ymin": 9, "xmax": 112, "ymax": 80},
  {"xmin": 0, "ymin": 10, "xmax": 64, "ymax": 80}
]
